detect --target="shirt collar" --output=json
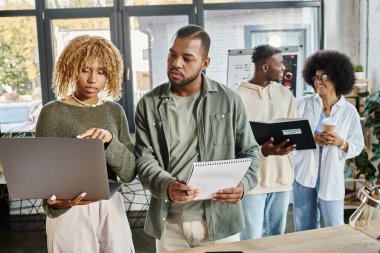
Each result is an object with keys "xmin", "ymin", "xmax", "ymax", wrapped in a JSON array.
[{"xmin": 313, "ymin": 93, "xmax": 345, "ymax": 107}]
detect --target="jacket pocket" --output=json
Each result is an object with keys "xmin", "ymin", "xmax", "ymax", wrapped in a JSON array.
[{"xmin": 210, "ymin": 112, "xmax": 233, "ymax": 145}]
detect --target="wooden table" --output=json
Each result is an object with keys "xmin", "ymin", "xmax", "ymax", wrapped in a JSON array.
[{"xmin": 163, "ymin": 220, "xmax": 380, "ymax": 253}]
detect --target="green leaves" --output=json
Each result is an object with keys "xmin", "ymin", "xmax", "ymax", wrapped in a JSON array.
[
  {"xmin": 349, "ymin": 150, "xmax": 377, "ymax": 182},
  {"xmin": 371, "ymin": 143, "xmax": 380, "ymax": 162},
  {"xmin": 0, "ymin": 40, "xmax": 30, "ymax": 93},
  {"xmin": 351, "ymin": 91, "xmax": 380, "ymax": 183},
  {"xmin": 344, "ymin": 166, "xmax": 354, "ymax": 179},
  {"xmin": 355, "ymin": 64, "xmax": 364, "ymax": 72},
  {"xmin": 358, "ymin": 91, "xmax": 369, "ymax": 97}
]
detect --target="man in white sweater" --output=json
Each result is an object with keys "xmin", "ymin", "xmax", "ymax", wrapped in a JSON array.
[{"xmin": 235, "ymin": 44, "xmax": 298, "ymax": 239}]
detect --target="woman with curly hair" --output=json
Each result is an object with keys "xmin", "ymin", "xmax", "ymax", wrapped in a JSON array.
[
  {"xmin": 36, "ymin": 35, "xmax": 135, "ymax": 252},
  {"xmin": 292, "ymin": 50, "xmax": 364, "ymax": 231}
]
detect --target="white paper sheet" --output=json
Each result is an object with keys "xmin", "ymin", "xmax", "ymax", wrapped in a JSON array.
[{"xmin": 187, "ymin": 158, "xmax": 252, "ymax": 200}]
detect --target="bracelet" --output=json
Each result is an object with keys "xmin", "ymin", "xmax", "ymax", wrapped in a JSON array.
[{"xmin": 339, "ymin": 139, "xmax": 346, "ymax": 150}]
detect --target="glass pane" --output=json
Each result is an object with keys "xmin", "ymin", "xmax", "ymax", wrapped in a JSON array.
[
  {"xmin": 251, "ymin": 31, "xmax": 304, "ymax": 48},
  {"xmin": 51, "ymin": 18, "xmax": 110, "ymax": 64},
  {"xmin": 130, "ymin": 15, "xmax": 188, "ymax": 104},
  {"xmin": 47, "ymin": 0, "xmax": 113, "ymax": 8},
  {"xmin": 125, "ymin": 0, "xmax": 191, "ymax": 6},
  {"xmin": 0, "ymin": 16, "xmax": 41, "ymax": 135},
  {"xmin": 0, "ymin": 0, "xmax": 35, "ymax": 10},
  {"xmin": 204, "ymin": 0, "xmax": 315, "ymax": 3},
  {"xmin": 204, "ymin": 8, "xmax": 319, "ymax": 89}
]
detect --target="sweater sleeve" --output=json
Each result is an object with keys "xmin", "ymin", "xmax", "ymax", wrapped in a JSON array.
[
  {"xmin": 289, "ymin": 94, "xmax": 299, "ymax": 118},
  {"xmin": 35, "ymin": 103, "xmax": 59, "ymax": 137},
  {"xmin": 104, "ymin": 105, "xmax": 136, "ymax": 183},
  {"xmin": 233, "ymin": 94, "xmax": 261, "ymax": 194}
]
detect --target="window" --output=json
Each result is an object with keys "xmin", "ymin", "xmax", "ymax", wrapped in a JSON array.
[
  {"xmin": 51, "ymin": 18, "xmax": 111, "ymax": 63},
  {"xmin": 204, "ymin": 0, "xmax": 315, "ymax": 3},
  {"xmin": 0, "ymin": 0, "xmax": 322, "ymax": 129},
  {"xmin": 204, "ymin": 7, "xmax": 319, "ymax": 86},
  {"xmin": 0, "ymin": 0, "xmax": 34, "ymax": 10},
  {"xmin": 0, "ymin": 100, "xmax": 42, "ymax": 133},
  {"xmin": 130, "ymin": 15, "xmax": 188, "ymax": 104},
  {"xmin": 125, "ymin": 0, "xmax": 191, "ymax": 6},
  {"xmin": 0, "ymin": 16, "xmax": 41, "ymax": 134},
  {"xmin": 47, "ymin": 0, "xmax": 113, "ymax": 8}
]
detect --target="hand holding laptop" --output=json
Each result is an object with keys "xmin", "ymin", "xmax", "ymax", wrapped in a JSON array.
[
  {"xmin": 0, "ymin": 137, "xmax": 117, "ymax": 201},
  {"xmin": 47, "ymin": 192, "xmax": 95, "ymax": 209},
  {"xmin": 45, "ymin": 128, "xmax": 112, "ymax": 209}
]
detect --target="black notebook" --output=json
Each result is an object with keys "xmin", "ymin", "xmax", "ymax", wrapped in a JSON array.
[{"xmin": 250, "ymin": 118, "xmax": 316, "ymax": 150}]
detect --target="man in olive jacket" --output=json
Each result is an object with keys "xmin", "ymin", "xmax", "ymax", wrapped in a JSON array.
[{"xmin": 135, "ymin": 25, "xmax": 260, "ymax": 252}]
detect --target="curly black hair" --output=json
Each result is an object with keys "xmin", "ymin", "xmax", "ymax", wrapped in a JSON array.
[
  {"xmin": 175, "ymin": 25, "xmax": 210, "ymax": 58},
  {"xmin": 251, "ymin": 44, "xmax": 282, "ymax": 64},
  {"xmin": 302, "ymin": 50, "xmax": 355, "ymax": 96}
]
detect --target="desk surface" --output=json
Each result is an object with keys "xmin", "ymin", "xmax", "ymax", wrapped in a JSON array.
[{"xmin": 163, "ymin": 220, "xmax": 380, "ymax": 253}]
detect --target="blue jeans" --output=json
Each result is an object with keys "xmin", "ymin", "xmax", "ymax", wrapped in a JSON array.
[
  {"xmin": 240, "ymin": 191, "xmax": 290, "ymax": 240},
  {"xmin": 292, "ymin": 180, "xmax": 344, "ymax": 231}
]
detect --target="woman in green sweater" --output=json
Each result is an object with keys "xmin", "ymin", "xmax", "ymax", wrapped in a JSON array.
[{"xmin": 36, "ymin": 35, "xmax": 135, "ymax": 253}]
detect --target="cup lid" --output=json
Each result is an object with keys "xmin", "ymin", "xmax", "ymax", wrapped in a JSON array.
[{"xmin": 322, "ymin": 117, "xmax": 337, "ymax": 125}]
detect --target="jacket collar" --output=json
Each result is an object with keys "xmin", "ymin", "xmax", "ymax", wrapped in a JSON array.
[{"xmin": 159, "ymin": 72, "xmax": 218, "ymax": 99}]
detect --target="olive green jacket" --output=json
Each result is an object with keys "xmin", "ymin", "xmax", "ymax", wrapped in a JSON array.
[{"xmin": 135, "ymin": 74, "xmax": 260, "ymax": 240}]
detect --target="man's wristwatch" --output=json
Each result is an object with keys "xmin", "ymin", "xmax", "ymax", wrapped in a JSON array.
[{"xmin": 339, "ymin": 139, "xmax": 347, "ymax": 150}]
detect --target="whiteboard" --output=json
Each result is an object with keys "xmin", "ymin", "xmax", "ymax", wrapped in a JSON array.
[
  {"xmin": 227, "ymin": 45, "xmax": 303, "ymax": 98},
  {"xmin": 227, "ymin": 49, "xmax": 254, "ymax": 89}
]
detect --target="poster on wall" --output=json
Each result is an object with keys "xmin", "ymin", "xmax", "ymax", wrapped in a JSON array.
[{"xmin": 227, "ymin": 45, "xmax": 303, "ymax": 98}]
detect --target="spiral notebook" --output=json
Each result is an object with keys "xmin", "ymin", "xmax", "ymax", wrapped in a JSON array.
[{"xmin": 187, "ymin": 158, "xmax": 252, "ymax": 200}]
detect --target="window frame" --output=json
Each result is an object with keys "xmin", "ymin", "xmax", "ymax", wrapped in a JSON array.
[{"xmin": 0, "ymin": 0, "xmax": 323, "ymax": 133}]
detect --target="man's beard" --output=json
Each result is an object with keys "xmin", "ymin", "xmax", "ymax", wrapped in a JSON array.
[{"xmin": 168, "ymin": 67, "xmax": 202, "ymax": 87}]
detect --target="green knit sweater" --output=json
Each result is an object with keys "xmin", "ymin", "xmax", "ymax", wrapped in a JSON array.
[{"xmin": 36, "ymin": 100, "xmax": 136, "ymax": 218}]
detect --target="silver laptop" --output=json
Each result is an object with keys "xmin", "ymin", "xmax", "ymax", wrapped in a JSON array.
[{"xmin": 0, "ymin": 137, "xmax": 121, "ymax": 200}]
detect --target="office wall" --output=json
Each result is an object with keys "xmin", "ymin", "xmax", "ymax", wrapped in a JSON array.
[
  {"xmin": 324, "ymin": 0, "xmax": 360, "ymax": 63},
  {"xmin": 324, "ymin": 0, "xmax": 379, "ymax": 92},
  {"xmin": 367, "ymin": 0, "xmax": 380, "ymax": 92}
]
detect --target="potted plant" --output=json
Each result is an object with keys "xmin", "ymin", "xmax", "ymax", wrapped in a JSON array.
[
  {"xmin": 354, "ymin": 64, "xmax": 365, "ymax": 80},
  {"xmin": 346, "ymin": 91, "xmax": 380, "ymax": 183}
]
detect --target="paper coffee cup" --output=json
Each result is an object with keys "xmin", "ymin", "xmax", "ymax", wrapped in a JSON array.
[{"xmin": 322, "ymin": 117, "xmax": 337, "ymax": 133}]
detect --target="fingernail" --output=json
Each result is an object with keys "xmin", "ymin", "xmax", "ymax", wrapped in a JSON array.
[
  {"xmin": 81, "ymin": 192, "xmax": 87, "ymax": 197},
  {"xmin": 76, "ymin": 135, "xmax": 82, "ymax": 138},
  {"xmin": 51, "ymin": 195, "xmax": 56, "ymax": 201}
]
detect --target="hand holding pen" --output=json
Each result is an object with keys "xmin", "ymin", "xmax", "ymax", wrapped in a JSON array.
[{"xmin": 167, "ymin": 176, "xmax": 199, "ymax": 204}]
